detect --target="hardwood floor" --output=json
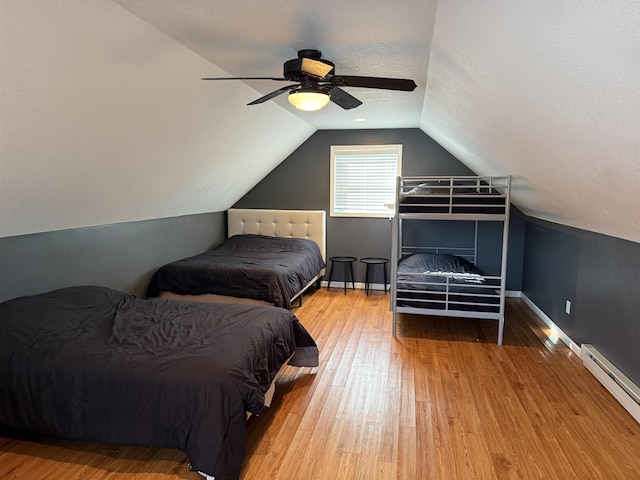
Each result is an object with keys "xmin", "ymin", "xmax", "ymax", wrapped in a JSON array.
[{"xmin": 1, "ymin": 288, "xmax": 639, "ymax": 479}]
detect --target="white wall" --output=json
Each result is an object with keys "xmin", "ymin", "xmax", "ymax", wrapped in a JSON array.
[
  {"xmin": 420, "ymin": 0, "xmax": 640, "ymax": 243},
  {"xmin": 0, "ymin": 0, "xmax": 314, "ymax": 237}
]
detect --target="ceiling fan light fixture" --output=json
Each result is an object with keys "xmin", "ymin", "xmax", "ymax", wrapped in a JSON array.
[{"xmin": 288, "ymin": 89, "xmax": 330, "ymax": 111}]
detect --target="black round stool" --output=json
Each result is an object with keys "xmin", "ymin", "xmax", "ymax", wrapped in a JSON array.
[
  {"xmin": 327, "ymin": 256, "xmax": 357, "ymax": 294},
  {"xmin": 359, "ymin": 257, "xmax": 389, "ymax": 296}
]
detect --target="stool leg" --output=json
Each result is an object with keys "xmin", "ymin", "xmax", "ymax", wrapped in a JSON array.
[
  {"xmin": 342, "ymin": 262, "xmax": 348, "ymax": 295},
  {"xmin": 349, "ymin": 261, "xmax": 355, "ymax": 291},
  {"xmin": 384, "ymin": 264, "xmax": 388, "ymax": 293},
  {"xmin": 327, "ymin": 262, "xmax": 335, "ymax": 290},
  {"xmin": 365, "ymin": 265, "xmax": 371, "ymax": 296}
]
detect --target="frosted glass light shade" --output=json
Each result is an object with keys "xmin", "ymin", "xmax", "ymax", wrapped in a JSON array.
[{"xmin": 288, "ymin": 90, "xmax": 330, "ymax": 111}]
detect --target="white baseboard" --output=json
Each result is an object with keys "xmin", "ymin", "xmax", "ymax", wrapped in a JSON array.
[
  {"xmin": 581, "ymin": 344, "xmax": 640, "ymax": 424},
  {"xmin": 320, "ymin": 280, "xmax": 388, "ymax": 292},
  {"xmin": 520, "ymin": 293, "xmax": 581, "ymax": 355},
  {"xmin": 322, "ymin": 285, "xmax": 518, "ymax": 294},
  {"xmin": 519, "ymin": 293, "xmax": 640, "ymax": 425},
  {"xmin": 320, "ymin": 285, "xmax": 521, "ymax": 294}
]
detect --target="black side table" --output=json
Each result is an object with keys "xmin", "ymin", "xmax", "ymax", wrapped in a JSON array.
[
  {"xmin": 327, "ymin": 256, "xmax": 357, "ymax": 294},
  {"xmin": 360, "ymin": 257, "xmax": 389, "ymax": 296}
]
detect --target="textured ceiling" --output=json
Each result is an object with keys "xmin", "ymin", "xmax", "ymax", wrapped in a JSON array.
[
  {"xmin": 420, "ymin": 1, "xmax": 640, "ymax": 243},
  {"xmin": 113, "ymin": 0, "xmax": 436, "ymax": 130},
  {"xmin": 1, "ymin": 1, "xmax": 639, "ymax": 244},
  {"xmin": 115, "ymin": 0, "xmax": 640, "ymax": 242}
]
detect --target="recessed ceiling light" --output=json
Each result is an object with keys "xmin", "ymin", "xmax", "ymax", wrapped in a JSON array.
[{"xmin": 354, "ymin": 118, "xmax": 367, "ymax": 122}]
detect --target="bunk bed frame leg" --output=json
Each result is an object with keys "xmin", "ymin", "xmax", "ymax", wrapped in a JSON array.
[{"xmin": 392, "ymin": 312, "xmax": 397, "ymax": 337}]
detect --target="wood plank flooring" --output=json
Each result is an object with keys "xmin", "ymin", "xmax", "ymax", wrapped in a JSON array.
[{"xmin": 1, "ymin": 288, "xmax": 639, "ymax": 479}]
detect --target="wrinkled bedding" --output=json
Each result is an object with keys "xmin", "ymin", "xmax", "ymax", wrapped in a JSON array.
[
  {"xmin": 0, "ymin": 286, "xmax": 319, "ymax": 480},
  {"xmin": 397, "ymin": 252, "xmax": 486, "ymax": 292},
  {"xmin": 396, "ymin": 253, "xmax": 500, "ymax": 312},
  {"xmin": 146, "ymin": 235, "xmax": 326, "ymax": 309}
]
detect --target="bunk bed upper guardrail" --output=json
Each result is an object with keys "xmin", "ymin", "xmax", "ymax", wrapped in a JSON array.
[{"xmin": 396, "ymin": 175, "xmax": 511, "ymax": 219}]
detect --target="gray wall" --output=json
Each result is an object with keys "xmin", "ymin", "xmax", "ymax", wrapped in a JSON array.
[
  {"xmin": 523, "ymin": 218, "xmax": 640, "ymax": 387},
  {"xmin": 234, "ymin": 128, "xmax": 525, "ymax": 290},
  {"xmin": 0, "ymin": 212, "xmax": 225, "ymax": 303}
]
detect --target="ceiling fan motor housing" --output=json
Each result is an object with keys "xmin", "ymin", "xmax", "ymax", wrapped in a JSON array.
[{"xmin": 297, "ymin": 49, "xmax": 322, "ymax": 59}]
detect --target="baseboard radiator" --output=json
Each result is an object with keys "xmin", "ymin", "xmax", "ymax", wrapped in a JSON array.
[{"xmin": 580, "ymin": 344, "xmax": 640, "ymax": 424}]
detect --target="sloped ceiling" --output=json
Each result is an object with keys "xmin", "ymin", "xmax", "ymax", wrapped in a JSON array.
[
  {"xmin": 0, "ymin": 0, "xmax": 315, "ymax": 237},
  {"xmin": 421, "ymin": 1, "xmax": 640, "ymax": 244},
  {"xmin": 1, "ymin": 1, "xmax": 639, "ymax": 244}
]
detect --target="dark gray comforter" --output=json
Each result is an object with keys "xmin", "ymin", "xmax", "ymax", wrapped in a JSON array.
[
  {"xmin": 0, "ymin": 286, "xmax": 319, "ymax": 480},
  {"xmin": 396, "ymin": 253, "xmax": 500, "ymax": 312},
  {"xmin": 146, "ymin": 234, "xmax": 326, "ymax": 309},
  {"xmin": 397, "ymin": 252, "xmax": 486, "ymax": 291}
]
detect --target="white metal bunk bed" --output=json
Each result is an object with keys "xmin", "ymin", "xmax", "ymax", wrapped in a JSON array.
[{"xmin": 390, "ymin": 175, "xmax": 511, "ymax": 345}]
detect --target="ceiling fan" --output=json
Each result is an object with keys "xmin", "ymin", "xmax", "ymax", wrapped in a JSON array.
[{"xmin": 202, "ymin": 49, "xmax": 417, "ymax": 111}]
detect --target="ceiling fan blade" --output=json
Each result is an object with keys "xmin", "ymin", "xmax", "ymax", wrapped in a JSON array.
[
  {"xmin": 201, "ymin": 76, "xmax": 289, "ymax": 81},
  {"xmin": 327, "ymin": 87, "xmax": 363, "ymax": 110},
  {"xmin": 330, "ymin": 75, "xmax": 417, "ymax": 91},
  {"xmin": 247, "ymin": 84, "xmax": 298, "ymax": 105}
]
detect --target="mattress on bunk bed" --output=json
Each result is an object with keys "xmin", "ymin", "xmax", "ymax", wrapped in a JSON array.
[
  {"xmin": 146, "ymin": 234, "xmax": 326, "ymax": 309},
  {"xmin": 398, "ymin": 180, "xmax": 506, "ymax": 214},
  {"xmin": 396, "ymin": 253, "xmax": 500, "ymax": 312},
  {"xmin": 0, "ymin": 286, "xmax": 319, "ymax": 480}
]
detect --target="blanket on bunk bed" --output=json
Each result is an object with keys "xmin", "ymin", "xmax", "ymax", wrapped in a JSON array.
[
  {"xmin": 397, "ymin": 253, "xmax": 486, "ymax": 291},
  {"xmin": 396, "ymin": 253, "xmax": 500, "ymax": 312}
]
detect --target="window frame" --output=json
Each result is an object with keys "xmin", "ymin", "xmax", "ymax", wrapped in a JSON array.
[{"xmin": 330, "ymin": 144, "xmax": 402, "ymax": 218}]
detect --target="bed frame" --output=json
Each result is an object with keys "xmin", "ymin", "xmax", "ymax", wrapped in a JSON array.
[
  {"xmin": 390, "ymin": 176, "xmax": 511, "ymax": 344},
  {"xmin": 160, "ymin": 208, "xmax": 326, "ymax": 307}
]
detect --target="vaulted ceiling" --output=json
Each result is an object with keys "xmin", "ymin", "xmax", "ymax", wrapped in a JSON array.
[{"xmin": 1, "ymin": 1, "xmax": 638, "ymax": 243}]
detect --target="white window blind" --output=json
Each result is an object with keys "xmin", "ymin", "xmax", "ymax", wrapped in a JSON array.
[{"xmin": 330, "ymin": 144, "xmax": 402, "ymax": 217}]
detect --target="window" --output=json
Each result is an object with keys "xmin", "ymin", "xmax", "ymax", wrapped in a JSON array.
[{"xmin": 330, "ymin": 144, "xmax": 402, "ymax": 217}]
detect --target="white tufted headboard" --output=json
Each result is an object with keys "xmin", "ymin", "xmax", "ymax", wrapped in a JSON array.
[{"xmin": 227, "ymin": 209, "xmax": 326, "ymax": 262}]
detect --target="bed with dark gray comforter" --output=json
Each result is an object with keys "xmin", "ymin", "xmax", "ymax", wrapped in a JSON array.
[
  {"xmin": 0, "ymin": 286, "xmax": 318, "ymax": 480},
  {"xmin": 145, "ymin": 234, "xmax": 326, "ymax": 309}
]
